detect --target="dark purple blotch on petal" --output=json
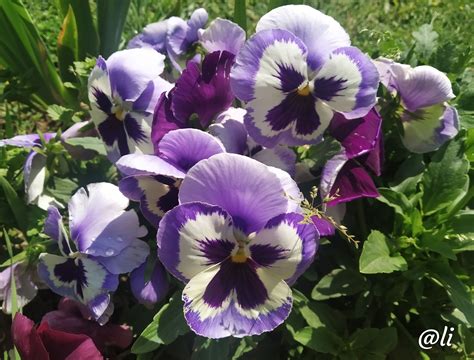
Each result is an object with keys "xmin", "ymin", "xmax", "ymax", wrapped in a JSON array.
[
  {"xmin": 203, "ymin": 259, "xmax": 268, "ymax": 310},
  {"xmin": 54, "ymin": 259, "xmax": 88, "ymax": 299},
  {"xmin": 197, "ymin": 239, "xmax": 235, "ymax": 265},
  {"xmin": 249, "ymin": 244, "xmax": 287, "ymax": 267},
  {"xmin": 313, "ymin": 76, "xmax": 348, "ymax": 101},
  {"xmin": 266, "ymin": 92, "xmax": 320, "ymax": 135},
  {"xmin": 277, "ymin": 64, "xmax": 306, "ymax": 93}
]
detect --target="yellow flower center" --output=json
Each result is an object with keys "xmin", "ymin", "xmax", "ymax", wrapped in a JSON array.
[
  {"xmin": 114, "ymin": 106, "xmax": 126, "ymax": 121},
  {"xmin": 297, "ymin": 83, "xmax": 311, "ymax": 96},
  {"xmin": 231, "ymin": 246, "xmax": 248, "ymax": 263}
]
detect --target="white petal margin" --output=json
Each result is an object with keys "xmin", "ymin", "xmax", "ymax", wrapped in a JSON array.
[
  {"xmin": 157, "ymin": 203, "xmax": 238, "ymax": 283},
  {"xmin": 88, "ymin": 57, "xmax": 111, "ymax": 126},
  {"xmin": 256, "ymin": 4, "xmax": 350, "ymax": 70},
  {"xmin": 182, "ymin": 264, "xmax": 292, "ymax": 338},
  {"xmin": 249, "ymin": 213, "xmax": 318, "ymax": 285},
  {"xmin": 24, "ymin": 152, "xmax": 46, "ymax": 205}
]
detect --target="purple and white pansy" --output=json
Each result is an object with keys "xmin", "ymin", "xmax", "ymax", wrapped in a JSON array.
[
  {"xmin": 88, "ymin": 48, "xmax": 172, "ymax": 162},
  {"xmin": 37, "ymin": 183, "xmax": 149, "ymax": 322},
  {"xmin": 116, "ymin": 128, "xmax": 225, "ymax": 226},
  {"xmin": 128, "ymin": 8, "xmax": 208, "ymax": 72},
  {"xmin": 374, "ymin": 58, "xmax": 459, "ymax": 153},
  {"xmin": 230, "ymin": 5, "xmax": 379, "ymax": 147},
  {"xmin": 157, "ymin": 154, "xmax": 318, "ymax": 338}
]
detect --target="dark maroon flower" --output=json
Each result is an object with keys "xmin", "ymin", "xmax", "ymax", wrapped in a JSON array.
[
  {"xmin": 320, "ymin": 108, "xmax": 384, "ymax": 206},
  {"xmin": 151, "ymin": 50, "xmax": 235, "ymax": 147}
]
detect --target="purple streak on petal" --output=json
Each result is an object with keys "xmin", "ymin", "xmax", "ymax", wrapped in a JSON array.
[
  {"xmin": 130, "ymin": 261, "xmax": 169, "ymax": 307},
  {"xmin": 91, "ymin": 87, "xmax": 112, "ymax": 114},
  {"xmin": 157, "ymin": 129, "xmax": 225, "ymax": 172},
  {"xmin": 249, "ymin": 245, "xmax": 286, "ymax": 267},
  {"xmin": 203, "ymin": 259, "xmax": 268, "ymax": 309},
  {"xmin": 98, "ymin": 115, "xmax": 129, "ymax": 156},
  {"xmin": 124, "ymin": 113, "xmax": 148, "ymax": 144},
  {"xmin": 54, "ymin": 258, "xmax": 88, "ymax": 299},
  {"xmin": 313, "ymin": 76, "xmax": 347, "ymax": 101},
  {"xmin": 199, "ymin": 18, "xmax": 245, "ymax": 55},
  {"xmin": 329, "ymin": 108, "xmax": 382, "ymax": 159},
  {"xmin": 151, "ymin": 90, "xmax": 185, "ymax": 149},
  {"xmin": 197, "ymin": 239, "xmax": 236, "ymax": 266},
  {"xmin": 172, "ymin": 51, "xmax": 235, "ymax": 128}
]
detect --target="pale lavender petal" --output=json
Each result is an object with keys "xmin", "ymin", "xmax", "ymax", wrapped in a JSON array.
[
  {"xmin": 250, "ymin": 213, "xmax": 318, "ymax": 285},
  {"xmin": 157, "ymin": 202, "xmax": 237, "ymax": 283},
  {"xmin": 130, "ymin": 261, "xmax": 169, "ymax": 307},
  {"xmin": 96, "ymin": 240, "xmax": 149, "ymax": 274},
  {"xmin": 208, "ymin": 108, "xmax": 248, "ymax": 154},
  {"xmin": 179, "ymin": 154, "xmax": 290, "ymax": 233},
  {"xmin": 182, "ymin": 263, "xmax": 292, "ymax": 338},
  {"xmin": 0, "ymin": 134, "xmax": 40, "ymax": 148},
  {"xmin": 256, "ymin": 4, "xmax": 350, "ymax": 70},
  {"xmin": 267, "ymin": 166, "xmax": 302, "ymax": 213},
  {"xmin": 186, "ymin": 8, "xmax": 208, "ymax": 43},
  {"xmin": 391, "ymin": 64, "xmax": 455, "ymax": 111},
  {"xmin": 133, "ymin": 77, "xmax": 173, "ymax": 114},
  {"xmin": 44, "ymin": 206, "xmax": 72, "ymax": 256},
  {"xmin": 252, "ymin": 146, "xmax": 296, "ymax": 177},
  {"xmin": 127, "ymin": 21, "xmax": 168, "ymax": 53},
  {"xmin": 199, "ymin": 18, "xmax": 245, "ymax": 55},
  {"xmin": 115, "ymin": 153, "xmax": 185, "ymax": 178},
  {"xmin": 312, "ymin": 47, "xmax": 379, "ymax": 119},
  {"xmin": 157, "ymin": 129, "xmax": 225, "ymax": 172},
  {"xmin": 107, "ymin": 48, "xmax": 166, "ymax": 102},
  {"xmin": 372, "ymin": 57, "xmax": 398, "ymax": 93},
  {"xmin": 1, "ymin": 263, "xmax": 37, "ymax": 314},
  {"xmin": 24, "ymin": 151, "xmax": 46, "ymax": 204},
  {"xmin": 401, "ymin": 104, "xmax": 459, "ymax": 153}
]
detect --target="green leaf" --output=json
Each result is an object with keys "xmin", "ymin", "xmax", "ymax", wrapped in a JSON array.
[
  {"xmin": 57, "ymin": 0, "xmax": 99, "ymax": 58},
  {"xmin": 131, "ymin": 292, "xmax": 189, "ymax": 354},
  {"xmin": 450, "ymin": 210, "xmax": 474, "ymax": 235},
  {"xmin": 294, "ymin": 327, "xmax": 344, "ymax": 355},
  {"xmin": 312, "ymin": 268, "xmax": 367, "ymax": 300},
  {"xmin": 65, "ymin": 137, "xmax": 107, "ymax": 156},
  {"xmin": 299, "ymin": 301, "xmax": 346, "ymax": 333},
  {"xmin": 97, "ymin": 0, "xmax": 131, "ymax": 58},
  {"xmin": 57, "ymin": 5, "xmax": 79, "ymax": 82},
  {"xmin": 377, "ymin": 188, "xmax": 413, "ymax": 217},
  {"xmin": 47, "ymin": 104, "xmax": 76, "ymax": 122},
  {"xmin": 359, "ymin": 230, "xmax": 407, "ymax": 274},
  {"xmin": 0, "ymin": 175, "xmax": 27, "ymax": 231},
  {"xmin": 302, "ymin": 136, "xmax": 343, "ymax": 170},
  {"xmin": 422, "ymin": 138, "xmax": 469, "ymax": 215},
  {"xmin": 0, "ymin": 0, "xmax": 73, "ymax": 107},
  {"xmin": 389, "ymin": 155, "xmax": 424, "ymax": 195},
  {"xmin": 0, "ymin": 251, "xmax": 26, "ymax": 268},
  {"xmin": 349, "ymin": 327, "xmax": 397, "ymax": 356},
  {"xmin": 412, "ymin": 23, "xmax": 438, "ymax": 59},
  {"xmin": 45, "ymin": 177, "xmax": 78, "ymax": 203},
  {"xmin": 233, "ymin": 0, "xmax": 246, "ymax": 35},
  {"xmin": 428, "ymin": 261, "xmax": 474, "ymax": 326},
  {"xmin": 192, "ymin": 338, "xmax": 232, "ymax": 360}
]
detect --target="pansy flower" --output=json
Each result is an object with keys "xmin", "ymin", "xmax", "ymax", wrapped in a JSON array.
[
  {"xmin": 128, "ymin": 8, "xmax": 208, "ymax": 71},
  {"xmin": 116, "ymin": 128, "xmax": 225, "ymax": 226},
  {"xmin": 38, "ymin": 183, "xmax": 149, "ymax": 321},
  {"xmin": 88, "ymin": 48, "xmax": 173, "ymax": 162},
  {"xmin": 320, "ymin": 108, "xmax": 383, "ymax": 205},
  {"xmin": 230, "ymin": 5, "xmax": 379, "ymax": 147},
  {"xmin": 151, "ymin": 50, "xmax": 235, "ymax": 144},
  {"xmin": 374, "ymin": 58, "xmax": 459, "ymax": 153},
  {"xmin": 130, "ymin": 261, "xmax": 169, "ymax": 308},
  {"xmin": 157, "ymin": 153, "xmax": 318, "ymax": 338},
  {"xmin": 209, "ymin": 107, "xmax": 297, "ymax": 175}
]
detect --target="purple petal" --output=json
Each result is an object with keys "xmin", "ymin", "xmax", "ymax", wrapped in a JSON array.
[
  {"xmin": 179, "ymin": 153, "xmax": 290, "ymax": 233},
  {"xmin": 185, "ymin": 8, "xmax": 208, "ymax": 43},
  {"xmin": 172, "ymin": 51, "xmax": 235, "ymax": 128},
  {"xmin": 321, "ymin": 157, "xmax": 379, "ymax": 205},
  {"xmin": 116, "ymin": 153, "xmax": 185, "ymax": 177},
  {"xmin": 119, "ymin": 175, "xmax": 180, "ymax": 226},
  {"xmin": 329, "ymin": 108, "xmax": 382, "ymax": 159},
  {"xmin": 157, "ymin": 128, "xmax": 225, "ymax": 172},
  {"xmin": 373, "ymin": 57, "xmax": 399, "ymax": 93},
  {"xmin": 252, "ymin": 146, "xmax": 296, "ymax": 177},
  {"xmin": 401, "ymin": 104, "xmax": 459, "ymax": 153},
  {"xmin": 250, "ymin": 212, "xmax": 318, "ymax": 285},
  {"xmin": 311, "ymin": 216, "xmax": 335, "ymax": 237},
  {"xmin": 95, "ymin": 240, "xmax": 150, "ymax": 274},
  {"xmin": 391, "ymin": 64, "xmax": 455, "ymax": 111},
  {"xmin": 133, "ymin": 77, "xmax": 173, "ymax": 114},
  {"xmin": 256, "ymin": 5, "xmax": 350, "ymax": 70},
  {"xmin": 44, "ymin": 206, "xmax": 72, "ymax": 256},
  {"xmin": 0, "ymin": 134, "xmax": 41, "ymax": 148},
  {"xmin": 130, "ymin": 261, "xmax": 169, "ymax": 307},
  {"xmin": 208, "ymin": 108, "xmax": 248, "ymax": 154},
  {"xmin": 151, "ymin": 90, "xmax": 186, "ymax": 149},
  {"xmin": 199, "ymin": 18, "xmax": 245, "ymax": 55},
  {"xmin": 157, "ymin": 202, "xmax": 237, "ymax": 283},
  {"xmin": 182, "ymin": 263, "xmax": 292, "ymax": 338},
  {"xmin": 127, "ymin": 21, "xmax": 168, "ymax": 53},
  {"xmin": 313, "ymin": 47, "xmax": 379, "ymax": 119},
  {"xmin": 106, "ymin": 48, "xmax": 166, "ymax": 102}
]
